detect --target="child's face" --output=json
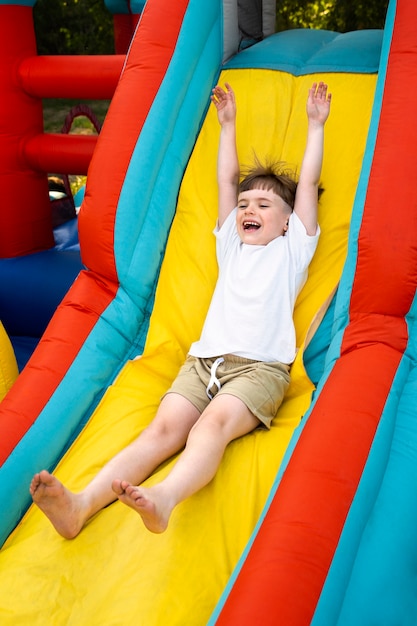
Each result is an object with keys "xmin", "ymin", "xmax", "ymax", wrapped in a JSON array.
[{"xmin": 236, "ymin": 188, "xmax": 290, "ymax": 245}]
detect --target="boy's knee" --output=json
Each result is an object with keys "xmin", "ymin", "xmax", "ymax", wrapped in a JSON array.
[
  {"xmin": 191, "ymin": 409, "xmax": 228, "ymax": 436},
  {"xmin": 143, "ymin": 419, "xmax": 172, "ymax": 442}
]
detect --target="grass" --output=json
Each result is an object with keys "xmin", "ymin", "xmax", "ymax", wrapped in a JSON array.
[
  {"xmin": 43, "ymin": 98, "xmax": 110, "ymax": 194},
  {"xmin": 43, "ymin": 98, "xmax": 110, "ymax": 133}
]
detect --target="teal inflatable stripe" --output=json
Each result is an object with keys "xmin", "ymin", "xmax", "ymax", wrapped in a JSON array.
[
  {"xmin": 0, "ymin": 0, "xmax": 34, "ymax": 5},
  {"xmin": 225, "ymin": 29, "xmax": 383, "ymax": 75},
  {"xmin": 104, "ymin": 0, "xmax": 146, "ymax": 14}
]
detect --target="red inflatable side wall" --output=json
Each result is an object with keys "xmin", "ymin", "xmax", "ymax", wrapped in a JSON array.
[
  {"xmin": 0, "ymin": 8, "xmax": 124, "ymax": 259},
  {"xmin": 0, "ymin": 5, "xmax": 53, "ymax": 257}
]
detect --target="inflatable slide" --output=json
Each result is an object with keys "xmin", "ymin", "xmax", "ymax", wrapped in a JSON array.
[{"xmin": 1, "ymin": 0, "xmax": 415, "ymax": 623}]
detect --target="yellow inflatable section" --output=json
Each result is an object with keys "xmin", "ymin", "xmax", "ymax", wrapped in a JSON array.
[
  {"xmin": 0, "ymin": 70, "xmax": 376, "ymax": 625},
  {"xmin": 0, "ymin": 321, "xmax": 18, "ymax": 403}
]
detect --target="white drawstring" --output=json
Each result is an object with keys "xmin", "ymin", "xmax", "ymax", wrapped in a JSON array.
[{"xmin": 206, "ymin": 357, "xmax": 225, "ymax": 399}]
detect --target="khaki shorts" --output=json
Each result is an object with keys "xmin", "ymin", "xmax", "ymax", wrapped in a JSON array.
[{"xmin": 165, "ymin": 354, "xmax": 290, "ymax": 429}]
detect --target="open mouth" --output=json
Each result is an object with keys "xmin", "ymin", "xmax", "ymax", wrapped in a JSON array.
[{"xmin": 243, "ymin": 220, "xmax": 260, "ymax": 231}]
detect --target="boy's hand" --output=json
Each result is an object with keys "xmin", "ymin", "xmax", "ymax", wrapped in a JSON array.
[
  {"xmin": 307, "ymin": 82, "xmax": 331, "ymax": 126},
  {"xmin": 211, "ymin": 83, "xmax": 236, "ymax": 125}
]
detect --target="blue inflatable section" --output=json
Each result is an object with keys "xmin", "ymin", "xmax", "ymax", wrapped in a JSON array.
[
  {"xmin": 225, "ymin": 28, "xmax": 383, "ymax": 74},
  {"xmin": 0, "ymin": 244, "xmax": 83, "ymax": 370},
  {"xmin": 104, "ymin": 0, "xmax": 146, "ymax": 14}
]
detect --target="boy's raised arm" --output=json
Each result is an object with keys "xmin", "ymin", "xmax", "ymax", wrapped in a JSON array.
[
  {"xmin": 294, "ymin": 82, "xmax": 332, "ymax": 235},
  {"xmin": 211, "ymin": 83, "xmax": 239, "ymax": 227}
]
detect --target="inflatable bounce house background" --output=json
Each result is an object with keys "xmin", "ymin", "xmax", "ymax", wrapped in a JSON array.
[{"xmin": 1, "ymin": 0, "xmax": 416, "ymax": 623}]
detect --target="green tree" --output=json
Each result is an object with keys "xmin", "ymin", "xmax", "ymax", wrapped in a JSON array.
[
  {"xmin": 33, "ymin": 0, "xmax": 390, "ymax": 56},
  {"xmin": 325, "ymin": 0, "xmax": 389, "ymax": 31},
  {"xmin": 34, "ymin": 0, "xmax": 114, "ymax": 55},
  {"xmin": 276, "ymin": 0, "xmax": 389, "ymax": 32}
]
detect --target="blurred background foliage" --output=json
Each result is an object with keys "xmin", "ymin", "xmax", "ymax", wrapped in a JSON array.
[
  {"xmin": 276, "ymin": 0, "xmax": 389, "ymax": 32},
  {"xmin": 34, "ymin": 0, "xmax": 389, "ymax": 56},
  {"xmin": 34, "ymin": 0, "xmax": 114, "ymax": 55}
]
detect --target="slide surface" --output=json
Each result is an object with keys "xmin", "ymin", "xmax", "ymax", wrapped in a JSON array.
[{"xmin": 0, "ymin": 14, "xmax": 382, "ymax": 626}]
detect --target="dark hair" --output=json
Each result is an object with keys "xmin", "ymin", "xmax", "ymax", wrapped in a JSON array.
[{"xmin": 239, "ymin": 157, "xmax": 323, "ymax": 209}]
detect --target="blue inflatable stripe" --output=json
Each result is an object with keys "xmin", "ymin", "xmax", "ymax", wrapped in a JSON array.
[
  {"xmin": 104, "ymin": 0, "xmax": 146, "ymax": 15},
  {"xmin": 225, "ymin": 29, "xmax": 383, "ymax": 75},
  {"xmin": 0, "ymin": 1, "xmax": 35, "ymax": 5}
]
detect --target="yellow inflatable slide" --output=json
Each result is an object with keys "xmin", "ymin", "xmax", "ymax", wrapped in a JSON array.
[{"xmin": 0, "ymin": 66, "xmax": 377, "ymax": 624}]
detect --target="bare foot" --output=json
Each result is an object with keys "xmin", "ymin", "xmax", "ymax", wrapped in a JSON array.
[
  {"xmin": 29, "ymin": 470, "xmax": 86, "ymax": 539},
  {"xmin": 112, "ymin": 479, "xmax": 171, "ymax": 534}
]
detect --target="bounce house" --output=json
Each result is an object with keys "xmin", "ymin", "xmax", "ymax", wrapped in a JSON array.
[{"xmin": 1, "ymin": 0, "xmax": 416, "ymax": 623}]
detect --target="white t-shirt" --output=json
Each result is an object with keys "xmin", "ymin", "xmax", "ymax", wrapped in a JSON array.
[{"xmin": 189, "ymin": 209, "xmax": 320, "ymax": 364}]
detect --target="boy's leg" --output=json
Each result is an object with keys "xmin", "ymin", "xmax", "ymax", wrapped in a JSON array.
[
  {"xmin": 29, "ymin": 393, "xmax": 201, "ymax": 538},
  {"xmin": 113, "ymin": 393, "xmax": 259, "ymax": 533}
]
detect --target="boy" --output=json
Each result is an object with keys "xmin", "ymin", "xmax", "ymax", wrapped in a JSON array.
[{"xmin": 30, "ymin": 81, "xmax": 331, "ymax": 536}]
